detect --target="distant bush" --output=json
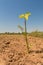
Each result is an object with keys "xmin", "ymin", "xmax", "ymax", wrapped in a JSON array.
[{"xmin": 29, "ymin": 31, "xmax": 43, "ymax": 38}]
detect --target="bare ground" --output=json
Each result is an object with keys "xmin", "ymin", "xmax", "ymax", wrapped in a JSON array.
[{"xmin": 0, "ymin": 35, "xmax": 43, "ymax": 65}]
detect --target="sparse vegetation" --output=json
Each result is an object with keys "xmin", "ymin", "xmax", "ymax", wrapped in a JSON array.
[
  {"xmin": 29, "ymin": 31, "xmax": 43, "ymax": 38},
  {"xmin": 0, "ymin": 31, "xmax": 43, "ymax": 38}
]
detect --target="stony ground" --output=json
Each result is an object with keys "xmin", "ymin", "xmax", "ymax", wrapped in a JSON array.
[{"xmin": 0, "ymin": 35, "xmax": 43, "ymax": 65}]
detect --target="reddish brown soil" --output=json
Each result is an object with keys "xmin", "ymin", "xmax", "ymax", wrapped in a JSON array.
[{"xmin": 0, "ymin": 35, "xmax": 43, "ymax": 65}]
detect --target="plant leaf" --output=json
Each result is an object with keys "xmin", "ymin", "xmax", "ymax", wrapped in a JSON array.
[
  {"xmin": 18, "ymin": 25, "xmax": 24, "ymax": 32},
  {"xmin": 19, "ymin": 12, "xmax": 31, "ymax": 20}
]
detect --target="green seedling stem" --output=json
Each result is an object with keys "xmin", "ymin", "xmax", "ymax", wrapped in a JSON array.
[{"xmin": 24, "ymin": 19, "xmax": 29, "ymax": 53}]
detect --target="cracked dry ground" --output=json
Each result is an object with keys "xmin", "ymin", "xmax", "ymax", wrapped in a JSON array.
[{"xmin": 0, "ymin": 35, "xmax": 43, "ymax": 65}]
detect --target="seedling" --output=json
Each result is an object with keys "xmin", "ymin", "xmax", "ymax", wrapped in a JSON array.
[{"xmin": 19, "ymin": 12, "xmax": 31, "ymax": 53}]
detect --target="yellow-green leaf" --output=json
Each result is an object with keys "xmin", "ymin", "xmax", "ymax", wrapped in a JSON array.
[
  {"xmin": 19, "ymin": 12, "xmax": 31, "ymax": 20},
  {"xmin": 19, "ymin": 14, "xmax": 24, "ymax": 18}
]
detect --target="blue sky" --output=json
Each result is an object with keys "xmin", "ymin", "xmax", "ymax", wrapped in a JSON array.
[{"xmin": 0, "ymin": 0, "xmax": 43, "ymax": 33}]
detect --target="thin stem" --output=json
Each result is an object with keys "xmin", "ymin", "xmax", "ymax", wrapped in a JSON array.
[{"xmin": 24, "ymin": 19, "xmax": 29, "ymax": 53}]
